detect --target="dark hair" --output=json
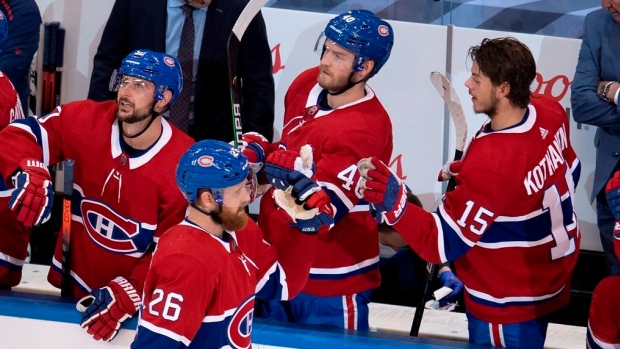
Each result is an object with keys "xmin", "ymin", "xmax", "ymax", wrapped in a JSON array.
[{"xmin": 467, "ymin": 37, "xmax": 536, "ymax": 109}]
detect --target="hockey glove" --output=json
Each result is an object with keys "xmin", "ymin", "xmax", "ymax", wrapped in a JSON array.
[
  {"xmin": 8, "ymin": 159, "xmax": 54, "ymax": 226},
  {"xmin": 357, "ymin": 157, "xmax": 407, "ymax": 225},
  {"xmin": 274, "ymin": 171, "xmax": 334, "ymax": 234},
  {"xmin": 241, "ymin": 132, "xmax": 272, "ymax": 176},
  {"xmin": 606, "ymin": 171, "xmax": 620, "ymax": 240},
  {"xmin": 76, "ymin": 276, "xmax": 141, "ymax": 342},
  {"xmin": 437, "ymin": 160, "xmax": 463, "ymax": 182},
  {"xmin": 438, "ymin": 270, "xmax": 463, "ymax": 306},
  {"xmin": 265, "ymin": 145, "xmax": 315, "ymax": 190}
]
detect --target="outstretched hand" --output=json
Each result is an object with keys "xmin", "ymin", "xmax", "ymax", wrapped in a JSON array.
[{"xmin": 357, "ymin": 157, "xmax": 407, "ymax": 225}]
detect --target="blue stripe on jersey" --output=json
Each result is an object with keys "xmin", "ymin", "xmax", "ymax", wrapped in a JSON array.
[
  {"xmin": 586, "ymin": 325, "xmax": 608, "ymax": 349},
  {"xmin": 0, "ymin": 175, "xmax": 6, "ymax": 190},
  {"xmin": 131, "ymin": 325, "xmax": 184, "ymax": 349},
  {"xmin": 308, "ymin": 261, "xmax": 379, "ymax": 280},
  {"xmin": 0, "ymin": 259, "xmax": 22, "ymax": 271},
  {"xmin": 12, "ymin": 117, "xmax": 44, "ymax": 154},
  {"xmin": 256, "ymin": 265, "xmax": 283, "ymax": 301},
  {"xmin": 479, "ymin": 197, "xmax": 575, "ymax": 244},
  {"xmin": 435, "ymin": 212, "xmax": 473, "ymax": 261}
]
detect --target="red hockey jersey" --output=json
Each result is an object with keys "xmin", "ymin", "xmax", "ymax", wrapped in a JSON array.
[
  {"xmin": 396, "ymin": 95, "xmax": 581, "ymax": 323},
  {"xmin": 0, "ymin": 100, "xmax": 194, "ymax": 297},
  {"xmin": 131, "ymin": 213, "xmax": 317, "ymax": 348},
  {"xmin": 259, "ymin": 66, "xmax": 393, "ymax": 297},
  {"xmin": 0, "ymin": 71, "xmax": 27, "ymax": 287}
]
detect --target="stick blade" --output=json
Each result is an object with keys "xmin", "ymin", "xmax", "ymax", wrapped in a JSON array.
[
  {"xmin": 430, "ymin": 71, "xmax": 468, "ymax": 152},
  {"xmin": 231, "ymin": 0, "xmax": 269, "ymax": 41}
]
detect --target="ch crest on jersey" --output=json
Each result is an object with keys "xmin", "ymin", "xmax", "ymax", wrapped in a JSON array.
[
  {"xmin": 227, "ymin": 295, "xmax": 254, "ymax": 349},
  {"xmin": 81, "ymin": 199, "xmax": 153, "ymax": 253}
]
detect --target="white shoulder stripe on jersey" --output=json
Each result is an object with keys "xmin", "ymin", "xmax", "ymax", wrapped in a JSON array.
[
  {"xmin": 309, "ymin": 256, "xmax": 379, "ymax": 276},
  {"xmin": 494, "ymin": 190, "xmax": 571, "ymax": 223},
  {"xmin": 256, "ymin": 262, "xmax": 290, "ymax": 300},
  {"xmin": 465, "ymin": 284, "xmax": 564, "ymax": 304},
  {"xmin": 202, "ymin": 307, "xmax": 237, "ymax": 323},
  {"xmin": 140, "ymin": 318, "xmax": 192, "ymax": 347},
  {"xmin": 0, "ymin": 251, "xmax": 25, "ymax": 266},
  {"xmin": 37, "ymin": 107, "xmax": 61, "ymax": 123},
  {"xmin": 0, "ymin": 189, "xmax": 13, "ymax": 197}
]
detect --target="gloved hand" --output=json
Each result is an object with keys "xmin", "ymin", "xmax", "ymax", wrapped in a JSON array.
[
  {"xmin": 8, "ymin": 158, "xmax": 54, "ymax": 226},
  {"xmin": 273, "ymin": 171, "xmax": 334, "ymax": 234},
  {"xmin": 241, "ymin": 132, "xmax": 272, "ymax": 175},
  {"xmin": 437, "ymin": 160, "xmax": 463, "ymax": 182},
  {"xmin": 357, "ymin": 157, "xmax": 407, "ymax": 225},
  {"xmin": 76, "ymin": 276, "xmax": 141, "ymax": 342},
  {"xmin": 265, "ymin": 145, "xmax": 314, "ymax": 190},
  {"xmin": 438, "ymin": 270, "xmax": 463, "ymax": 306},
  {"xmin": 606, "ymin": 171, "xmax": 620, "ymax": 241}
]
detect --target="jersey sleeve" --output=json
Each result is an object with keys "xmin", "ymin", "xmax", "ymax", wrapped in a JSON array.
[
  {"xmin": 393, "ymin": 149, "xmax": 506, "ymax": 264},
  {"xmin": 0, "ymin": 106, "xmax": 66, "ymax": 181},
  {"xmin": 131, "ymin": 251, "xmax": 214, "ymax": 349},
  {"xmin": 251, "ymin": 213, "xmax": 316, "ymax": 301}
]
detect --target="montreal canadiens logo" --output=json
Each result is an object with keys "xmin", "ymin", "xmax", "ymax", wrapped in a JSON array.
[
  {"xmin": 163, "ymin": 56, "xmax": 175, "ymax": 67},
  {"xmin": 227, "ymin": 295, "xmax": 255, "ymax": 349},
  {"xmin": 378, "ymin": 25, "xmax": 389, "ymax": 37},
  {"xmin": 81, "ymin": 199, "xmax": 146, "ymax": 253},
  {"xmin": 197, "ymin": 156, "xmax": 214, "ymax": 167}
]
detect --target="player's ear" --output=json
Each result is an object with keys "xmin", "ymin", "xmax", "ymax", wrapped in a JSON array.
[
  {"xmin": 154, "ymin": 90, "xmax": 173, "ymax": 113},
  {"xmin": 357, "ymin": 60, "xmax": 375, "ymax": 80},
  {"xmin": 497, "ymin": 81, "xmax": 510, "ymax": 98}
]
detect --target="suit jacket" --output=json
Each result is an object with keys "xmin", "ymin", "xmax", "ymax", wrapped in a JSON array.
[
  {"xmin": 571, "ymin": 9, "xmax": 620, "ymax": 202},
  {"xmin": 88, "ymin": 0, "xmax": 275, "ymax": 142}
]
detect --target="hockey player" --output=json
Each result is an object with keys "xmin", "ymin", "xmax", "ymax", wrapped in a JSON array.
[
  {"xmin": 0, "ymin": 12, "xmax": 28, "ymax": 289},
  {"xmin": 357, "ymin": 37, "xmax": 581, "ymax": 348},
  {"xmin": 587, "ymin": 171, "xmax": 620, "ymax": 349},
  {"xmin": 130, "ymin": 140, "xmax": 325, "ymax": 348},
  {"xmin": 244, "ymin": 10, "xmax": 394, "ymax": 331},
  {"xmin": 0, "ymin": 49, "xmax": 194, "ymax": 341}
]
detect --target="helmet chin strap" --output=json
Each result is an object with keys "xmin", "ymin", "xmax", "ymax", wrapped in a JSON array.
[
  {"xmin": 190, "ymin": 202, "xmax": 223, "ymax": 223},
  {"xmin": 119, "ymin": 111, "xmax": 160, "ymax": 139}
]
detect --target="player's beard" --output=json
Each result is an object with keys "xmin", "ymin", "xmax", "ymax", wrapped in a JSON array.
[
  {"xmin": 116, "ymin": 98, "xmax": 156, "ymax": 124},
  {"xmin": 317, "ymin": 67, "xmax": 351, "ymax": 93},
  {"xmin": 481, "ymin": 93, "xmax": 500, "ymax": 118},
  {"xmin": 215, "ymin": 206, "xmax": 249, "ymax": 231}
]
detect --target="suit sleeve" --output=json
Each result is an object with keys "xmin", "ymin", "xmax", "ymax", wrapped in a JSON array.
[
  {"xmin": 571, "ymin": 13, "xmax": 620, "ymax": 127},
  {"xmin": 252, "ymin": 214, "xmax": 316, "ymax": 302},
  {"xmin": 88, "ymin": 0, "xmax": 130, "ymax": 101},
  {"xmin": 131, "ymin": 252, "xmax": 214, "ymax": 349},
  {"xmin": 237, "ymin": 10, "xmax": 275, "ymax": 142}
]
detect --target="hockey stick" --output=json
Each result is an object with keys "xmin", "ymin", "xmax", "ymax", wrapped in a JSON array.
[
  {"xmin": 410, "ymin": 71, "xmax": 467, "ymax": 336},
  {"xmin": 227, "ymin": 0, "xmax": 269, "ymax": 148},
  {"xmin": 55, "ymin": 159, "xmax": 75, "ymax": 297}
]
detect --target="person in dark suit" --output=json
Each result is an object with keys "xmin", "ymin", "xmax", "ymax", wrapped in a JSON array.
[
  {"xmin": 0, "ymin": 0, "xmax": 41, "ymax": 114},
  {"xmin": 88, "ymin": 0, "xmax": 275, "ymax": 142},
  {"xmin": 571, "ymin": 3, "xmax": 620, "ymax": 276}
]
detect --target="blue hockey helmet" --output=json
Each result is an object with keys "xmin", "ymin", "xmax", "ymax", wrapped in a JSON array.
[
  {"xmin": 322, "ymin": 10, "xmax": 394, "ymax": 77},
  {"xmin": 176, "ymin": 140, "xmax": 251, "ymax": 204},
  {"xmin": 117, "ymin": 50, "xmax": 183, "ymax": 107},
  {"xmin": 0, "ymin": 12, "xmax": 7, "ymax": 53}
]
